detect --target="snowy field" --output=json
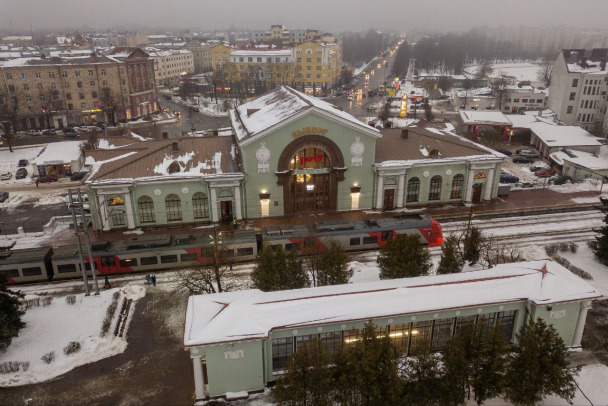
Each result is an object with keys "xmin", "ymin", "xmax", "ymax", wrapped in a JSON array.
[
  {"xmin": 0, "ymin": 144, "xmax": 45, "ymax": 185},
  {"xmin": 0, "ymin": 285, "xmax": 145, "ymax": 386},
  {"xmin": 463, "ymin": 62, "xmax": 544, "ymax": 85}
]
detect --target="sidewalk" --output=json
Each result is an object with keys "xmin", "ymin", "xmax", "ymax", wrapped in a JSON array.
[{"xmin": 88, "ymin": 188, "xmax": 604, "ymax": 243}]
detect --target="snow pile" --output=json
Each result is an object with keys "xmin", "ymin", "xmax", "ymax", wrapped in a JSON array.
[{"xmin": 0, "ymin": 285, "xmax": 146, "ymax": 386}]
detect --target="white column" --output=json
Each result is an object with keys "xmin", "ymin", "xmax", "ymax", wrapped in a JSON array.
[
  {"xmin": 376, "ymin": 176, "xmax": 384, "ymax": 209},
  {"xmin": 210, "ymin": 188, "xmax": 218, "ymax": 222},
  {"xmin": 192, "ymin": 356, "xmax": 205, "ymax": 399},
  {"xmin": 123, "ymin": 193, "xmax": 135, "ymax": 229},
  {"xmin": 397, "ymin": 174, "xmax": 405, "ymax": 208},
  {"xmin": 234, "ymin": 186, "xmax": 242, "ymax": 220},
  {"xmin": 572, "ymin": 302, "xmax": 591, "ymax": 347},
  {"xmin": 464, "ymin": 169, "xmax": 476, "ymax": 203},
  {"xmin": 483, "ymin": 168, "xmax": 495, "ymax": 201},
  {"xmin": 97, "ymin": 195, "xmax": 110, "ymax": 231}
]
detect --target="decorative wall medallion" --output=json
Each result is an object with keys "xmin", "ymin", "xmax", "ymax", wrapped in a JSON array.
[
  {"xmin": 498, "ymin": 305, "xmax": 504, "ymax": 311},
  {"xmin": 550, "ymin": 310, "xmax": 566, "ymax": 319},
  {"xmin": 477, "ymin": 308, "xmax": 483, "ymax": 313},
  {"xmin": 181, "ymin": 187, "xmax": 189, "ymax": 195},
  {"xmin": 411, "ymin": 316, "xmax": 416, "ymax": 321},
  {"xmin": 455, "ymin": 311, "xmax": 461, "ymax": 316},
  {"xmin": 423, "ymin": 171, "xmax": 430, "ymax": 178},
  {"xmin": 224, "ymin": 349, "xmax": 245, "ymax": 360},
  {"xmin": 388, "ymin": 319, "xmax": 394, "ymax": 324},
  {"xmin": 292, "ymin": 330, "xmax": 299, "ymax": 336},
  {"xmin": 154, "ymin": 189, "xmax": 162, "ymax": 196},
  {"xmin": 256, "ymin": 142, "xmax": 271, "ymax": 173},
  {"xmin": 350, "ymin": 137, "xmax": 364, "ymax": 167},
  {"xmin": 445, "ymin": 169, "xmax": 452, "ymax": 176},
  {"xmin": 341, "ymin": 324, "xmax": 347, "ymax": 330},
  {"xmin": 433, "ymin": 313, "xmax": 439, "ymax": 319},
  {"xmin": 317, "ymin": 327, "xmax": 323, "ymax": 332}
]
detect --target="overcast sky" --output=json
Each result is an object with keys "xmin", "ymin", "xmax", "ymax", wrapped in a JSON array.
[{"xmin": 2, "ymin": 0, "xmax": 606, "ymax": 33}]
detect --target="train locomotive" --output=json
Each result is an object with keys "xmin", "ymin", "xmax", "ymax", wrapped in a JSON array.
[{"xmin": 0, "ymin": 214, "xmax": 442, "ymax": 285}]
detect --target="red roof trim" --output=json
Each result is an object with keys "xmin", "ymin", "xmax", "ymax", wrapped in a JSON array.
[
  {"xmin": 407, "ymin": 274, "xmax": 525, "ymax": 289},
  {"xmin": 254, "ymin": 287, "xmax": 398, "ymax": 305}
]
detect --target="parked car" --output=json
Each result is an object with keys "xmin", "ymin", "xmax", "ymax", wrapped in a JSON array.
[
  {"xmin": 512, "ymin": 156, "xmax": 534, "ymax": 163},
  {"xmin": 18, "ymin": 159, "xmax": 28, "ymax": 167},
  {"xmin": 64, "ymin": 132, "xmax": 80, "ymax": 139},
  {"xmin": 163, "ymin": 94, "xmax": 172, "ymax": 100},
  {"xmin": 15, "ymin": 168, "xmax": 28, "ymax": 179},
  {"xmin": 495, "ymin": 148, "xmax": 512, "ymax": 156},
  {"xmin": 42, "ymin": 128, "xmax": 56, "ymax": 135},
  {"xmin": 190, "ymin": 107, "xmax": 200, "ymax": 112},
  {"xmin": 70, "ymin": 171, "xmax": 88, "ymax": 181},
  {"xmin": 63, "ymin": 208, "xmax": 90, "ymax": 217},
  {"xmin": 550, "ymin": 175, "xmax": 574, "ymax": 185},
  {"xmin": 518, "ymin": 149, "xmax": 540, "ymax": 158},
  {"xmin": 530, "ymin": 164, "xmax": 550, "ymax": 172},
  {"xmin": 518, "ymin": 181, "xmax": 534, "ymax": 188},
  {"xmin": 38, "ymin": 175, "xmax": 58, "ymax": 183},
  {"xmin": 26, "ymin": 129, "xmax": 42, "ymax": 136},
  {"xmin": 500, "ymin": 173, "xmax": 520, "ymax": 183},
  {"xmin": 0, "ymin": 192, "xmax": 8, "ymax": 203},
  {"xmin": 174, "ymin": 111, "xmax": 181, "ymax": 117},
  {"xmin": 0, "ymin": 172, "xmax": 12, "ymax": 180},
  {"xmin": 534, "ymin": 169, "xmax": 556, "ymax": 178}
]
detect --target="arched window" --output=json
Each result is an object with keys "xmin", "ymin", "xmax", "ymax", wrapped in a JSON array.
[
  {"xmin": 165, "ymin": 194, "xmax": 182, "ymax": 222},
  {"xmin": 450, "ymin": 174, "xmax": 465, "ymax": 199},
  {"xmin": 290, "ymin": 147, "xmax": 331, "ymax": 170},
  {"xmin": 138, "ymin": 195, "xmax": 155, "ymax": 223},
  {"xmin": 192, "ymin": 192, "xmax": 209, "ymax": 219},
  {"xmin": 406, "ymin": 177, "xmax": 420, "ymax": 203},
  {"xmin": 429, "ymin": 176, "xmax": 442, "ymax": 201}
]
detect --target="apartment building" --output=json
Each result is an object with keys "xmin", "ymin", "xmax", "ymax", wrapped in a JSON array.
[
  {"xmin": 547, "ymin": 48, "xmax": 608, "ymax": 133},
  {"xmin": 0, "ymin": 48, "xmax": 158, "ymax": 131},
  {"xmin": 185, "ymin": 40, "xmax": 213, "ymax": 73},
  {"xmin": 501, "ymin": 85, "xmax": 547, "ymax": 113},
  {"xmin": 229, "ymin": 49, "xmax": 293, "ymax": 88},
  {"xmin": 210, "ymin": 43, "xmax": 234, "ymax": 72},
  {"xmin": 292, "ymin": 41, "xmax": 342, "ymax": 96},
  {"xmin": 145, "ymin": 48, "xmax": 194, "ymax": 86}
]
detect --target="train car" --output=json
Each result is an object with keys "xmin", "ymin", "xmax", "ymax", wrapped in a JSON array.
[
  {"xmin": 0, "ymin": 247, "xmax": 53, "ymax": 284},
  {"xmin": 51, "ymin": 245, "xmax": 94, "ymax": 281},
  {"xmin": 260, "ymin": 214, "xmax": 443, "ymax": 253}
]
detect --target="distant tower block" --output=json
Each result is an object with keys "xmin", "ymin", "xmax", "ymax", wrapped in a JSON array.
[{"xmin": 406, "ymin": 59, "xmax": 416, "ymax": 81}]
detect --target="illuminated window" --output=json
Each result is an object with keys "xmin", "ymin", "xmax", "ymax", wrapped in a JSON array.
[
  {"xmin": 343, "ymin": 328, "xmax": 361, "ymax": 345},
  {"xmin": 409, "ymin": 320, "xmax": 432, "ymax": 354},
  {"xmin": 389, "ymin": 323, "xmax": 410, "ymax": 353}
]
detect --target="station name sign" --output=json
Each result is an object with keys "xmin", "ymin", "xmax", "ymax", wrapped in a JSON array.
[{"xmin": 292, "ymin": 127, "xmax": 328, "ymax": 138}]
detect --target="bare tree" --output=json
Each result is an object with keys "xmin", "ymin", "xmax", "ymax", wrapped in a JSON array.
[
  {"xmin": 0, "ymin": 90, "xmax": 27, "ymax": 152},
  {"xmin": 479, "ymin": 234, "xmax": 524, "ymax": 268},
  {"xmin": 173, "ymin": 229, "xmax": 243, "ymax": 294},
  {"xmin": 39, "ymin": 88, "xmax": 64, "ymax": 129},
  {"xmin": 537, "ymin": 53, "xmax": 555, "ymax": 88},
  {"xmin": 475, "ymin": 59, "xmax": 494, "ymax": 79},
  {"xmin": 99, "ymin": 87, "xmax": 123, "ymax": 126}
]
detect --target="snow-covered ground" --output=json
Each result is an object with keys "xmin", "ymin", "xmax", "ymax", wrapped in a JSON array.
[
  {"xmin": 0, "ymin": 145, "xmax": 45, "ymax": 185},
  {"xmin": 464, "ymin": 62, "xmax": 544, "ymax": 85},
  {"xmin": 0, "ymin": 285, "xmax": 145, "ymax": 386}
]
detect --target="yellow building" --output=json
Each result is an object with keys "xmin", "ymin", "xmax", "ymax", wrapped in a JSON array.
[
  {"xmin": 293, "ymin": 41, "xmax": 342, "ymax": 96},
  {"xmin": 210, "ymin": 43, "xmax": 234, "ymax": 72}
]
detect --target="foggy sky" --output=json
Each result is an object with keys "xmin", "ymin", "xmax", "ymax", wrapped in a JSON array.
[{"xmin": 2, "ymin": 0, "xmax": 606, "ymax": 34}]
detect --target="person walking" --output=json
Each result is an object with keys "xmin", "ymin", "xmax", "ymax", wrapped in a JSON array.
[
  {"xmin": 233, "ymin": 218, "xmax": 238, "ymax": 230},
  {"xmin": 151, "ymin": 275, "xmax": 156, "ymax": 287},
  {"xmin": 35, "ymin": 179, "xmax": 39, "ymax": 188},
  {"xmin": 104, "ymin": 275, "xmax": 111, "ymax": 289},
  {"xmin": 145, "ymin": 274, "xmax": 150, "ymax": 285}
]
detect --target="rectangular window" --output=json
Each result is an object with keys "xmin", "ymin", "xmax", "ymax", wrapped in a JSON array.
[
  {"xmin": 160, "ymin": 255, "xmax": 178, "ymax": 264},
  {"xmin": 25, "ymin": 95, "xmax": 31, "ymax": 102},
  {"xmin": 79, "ymin": 93, "xmax": 84, "ymax": 99},
  {"xmin": 343, "ymin": 329, "xmax": 362, "ymax": 345},
  {"xmin": 51, "ymin": 83, "xmax": 56, "ymax": 89},
  {"xmin": 569, "ymin": 92, "xmax": 576, "ymax": 100},
  {"xmin": 62, "ymin": 71, "xmax": 68, "ymax": 77},
  {"xmin": 119, "ymin": 258, "xmax": 138, "ymax": 267},
  {"xmin": 37, "ymin": 83, "xmax": 43, "ymax": 90},
  {"xmin": 495, "ymin": 310, "xmax": 517, "ymax": 341},
  {"xmin": 567, "ymin": 106, "xmax": 573, "ymax": 114},
  {"xmin": 477, "ymin": 312, "xmax": 497, "ymax": 343},
  {"xmin": 1, "ymin": 269, "xmax": 19, "ymax": 278},
  {"xmin": 513, "ymin": 98, "xmax": 520, "ymax": 103},
  {"xmin": 92, "ymin": 91, "xmax": 97, "ymax": 98},
  {"xmin": 237, "ymin": 247, "xmax": 254, "ymax": 256},
  {"xmin": 180, "ymin": 253, "xmax": 198, "ymax": 262},
  {"xmin": 284, "ymin": 243, "xmax": 293, "ymax": 251},
  {"xmin": 572, "ymin": 78, "xmax": 578, "ymax": 87},
  {"xmin": 8, "ymin": 85, "xmax": 15, "ymax": 92},
  {"xmin": 320, "ymin": 331, "xmax": 342, "ymax": 356},
  {"xmin": 23, "ymin": 84, "xmax": 29, "ymax": 90},
  {"xmin": 100, "ymin": 256, "xmax": 115, "ymax": 267},
  {"xmin": 389, "ymin": 323, "xmax": 410, "ymax": 353},
  {"xmin": 35, "ymin": 72, "xmax": 41, "ymax": 78},
  {"xmin": 140, "ymin": 256, "xmax": 158, "ymax": 266},
  {"xmin": 362, "ymin": 236, "xmax": 378, "ymax": 245},
  {"xmin": 75, "ymin": 70, "xmax": 80, "ymax": 77},
  {"xmin": 350, "ymin": 237, "xmax": 360, "ymax": 246},
  {"xmin": 432, "ymin": 318, "xmax": 454, "ymax": 351},
  {"xmin": 57, "ymin": 264, "xmax": 77, "ymax": 273},
  {"xmin": 88, "ymin": 70, "xmax": 93, "ymax": 76},
  {"xmin": 101, "ymin": 70, "xmax": 106, "ymax": 76},
  {"xmin": 6, "ymin": 73, "xmax": 12, "ymax": 79},
  {"xmin": 77, "ymin": 81, "xmax": 83, "ymax": 88},
  {"xmin": 409, "ymin": 320, "xmax": 432, "ymax": 354},
  {"xmin": 272, "ymin": 337, "xmax": 293, "ymax": 373},
  {"xmin": 22, "ymin": 267, "xmax": 42, "ymax": 276},
  {"xmin": 454, "ymin": 315, "xmax": 476, "ymax": 335},
  {"xmin": 66, "ymin": 93, "xmax": 72, "ymax": 100},
  {"xmin": 296, "ymin": 334, "xmax": 316, "ymax": 351},
  {"xmin": 21, "ymin": 73, "xmax": 27, "ymax": 79},
  {"xmin": 64, "ymin": 82, "xmax": 69, "ymax": 88},
  {"xmin": 90, "ymin": 81, "xmax": 95, "ymax": 87},
  {"xmin": 381, "ymin": 230, "xmax": 393, "ymax": 241}
]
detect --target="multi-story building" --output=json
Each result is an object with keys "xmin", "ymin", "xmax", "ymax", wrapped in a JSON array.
[
  {"xmin": 145, "ymin": 48, "xmax": 194, "ymax": 86},
  {"xmin": 210, "ymin": 43, "xmax": 233, "ymax": 72},
  {"xmin": 185, "ymin": 40, "xmax": 213, "ymax": 73},
  {"xmin": 0, "ymin": 48, "xmax": 158, "ymax": 131},
  {"xmin": 292, "ymin": 41, "xmax": 342, "ymax": 96},
  {"xmin": 500, "ymin": 85, "xmax": 547, "ymax": 113},
  {"xmin": 547, "ymin": 48, "xmax": 608, "ymax": 133},
  {"xmin": 229, "ymin": 49, "xmax": 294, "ymax": 90}
]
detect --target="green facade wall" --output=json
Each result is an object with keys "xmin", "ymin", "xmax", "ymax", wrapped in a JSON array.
[{"xmin": 239, "ymin": 112, "xmax": 378, "ymax": 218}]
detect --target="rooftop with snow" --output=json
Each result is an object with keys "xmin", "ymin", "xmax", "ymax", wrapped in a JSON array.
[{"xmin": 183, "ymin": 260, "xmax": 601, "ymax": 347}]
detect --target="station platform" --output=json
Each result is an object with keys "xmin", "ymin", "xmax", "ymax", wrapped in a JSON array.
[{"xmin": 87, "ymin": 188, "xmax": 604, "ymax": 243}]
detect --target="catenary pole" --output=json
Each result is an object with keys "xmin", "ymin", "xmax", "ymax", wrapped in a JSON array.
[
  {"xmin": 68, "ymin": 189, "xmax": 90, "ymax": 296},
  {"xmin": 78, "ymin": 188, "xmax": 100, "ymax": 295}
]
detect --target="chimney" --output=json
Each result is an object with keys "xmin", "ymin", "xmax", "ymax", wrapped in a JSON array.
[
  {"xmin": 172, "ymin": 141, "xmax": 179, "ymax": 152},
  {"xmin": 401, "ymin": 129, "xmax": 409, "ymax": 139},
  {"xmin": 581, "ymin": 56, "xmax": 587, "ymax": 68},
  {"xmin": 601, "ymin": 58, "xmax": 607, "ymax": 71}
]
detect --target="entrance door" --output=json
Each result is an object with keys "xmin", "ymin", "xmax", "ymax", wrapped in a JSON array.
[
  {"xmin": 291, "ymin": 173, "xmax": 330, "ymax": 213},
  {"xmin": 472, "ymin": 184, "xmax": 482, "ymax": 203},
  {"xmin": 220, "ymin": 201, "xmax": 233, "ymax": 223},
  {"xmin": 383, "ymin": 189, "xmax": 395, "ymax": 210}
]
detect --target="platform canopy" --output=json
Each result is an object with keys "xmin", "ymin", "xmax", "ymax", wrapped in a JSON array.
[{"xmin": 459, "ymin": 110, "xmax": 512, "ymax": 126}]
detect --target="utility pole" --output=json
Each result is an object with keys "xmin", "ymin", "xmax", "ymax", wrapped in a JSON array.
[
  {"xmin": 77, "ymin": 188, "xmax": 100, "ymax": 295},
  {"xmin": 68, "ymin": 189, "xmax": 90, "ymax": 296}
]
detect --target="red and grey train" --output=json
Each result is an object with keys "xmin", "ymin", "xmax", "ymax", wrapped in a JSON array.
[{"xmin": 0, "ymin": 214, "xmax": 443, "ymax": 284}]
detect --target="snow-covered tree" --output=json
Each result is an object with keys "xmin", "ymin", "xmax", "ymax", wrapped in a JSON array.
[
  {"xmin": 437, "ymin": 235, "xmax": 464, "ymax": 274},
  {"xmin": 0, "ymin": 273, "xmax": 25, "ymax": 352},
  {"xmin": 317, "ymin": 240, "xmax": 353, "ymax": 286},
  {"xmin": 378, "ymin": 234, "xmax": 431, "ymax": 279}
]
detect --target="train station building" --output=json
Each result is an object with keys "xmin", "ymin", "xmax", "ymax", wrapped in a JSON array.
[
  {"xmin": 183, "ymin": 260, "xmax": 601, "ymax": 400},
  {"xmin": 86, "ymin": 86, "xmax": 504, "ymax": 231}
]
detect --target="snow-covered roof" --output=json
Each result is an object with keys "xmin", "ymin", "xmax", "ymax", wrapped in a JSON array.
[
  {"xmin": 184, "ymin": 260, "xmax": 601, "ymax": 347},
  {"xmin": 551, "ymin": 149, "xmax": 608, "ymax": 171},
  {"xmin": 232, "ymin": 86, "xmax": 380, "ymax": 144},
  {"xmin": 231, "ymin": 49, "xmax": 292, "ymax": 57},
  {"xmin": 459, "ymin": 110, "xmax": 511, "ymax": 126},
  {"xmin": 528, "ymin": 122, "xmax": 602, "ymax": 148},
  {"xmin": 454, "ymin": 87, "xmax": 494, "ymax": 98},
  {"xmin": 32, "ymin": 141, "xmax": 83, "ymax": 165}
]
